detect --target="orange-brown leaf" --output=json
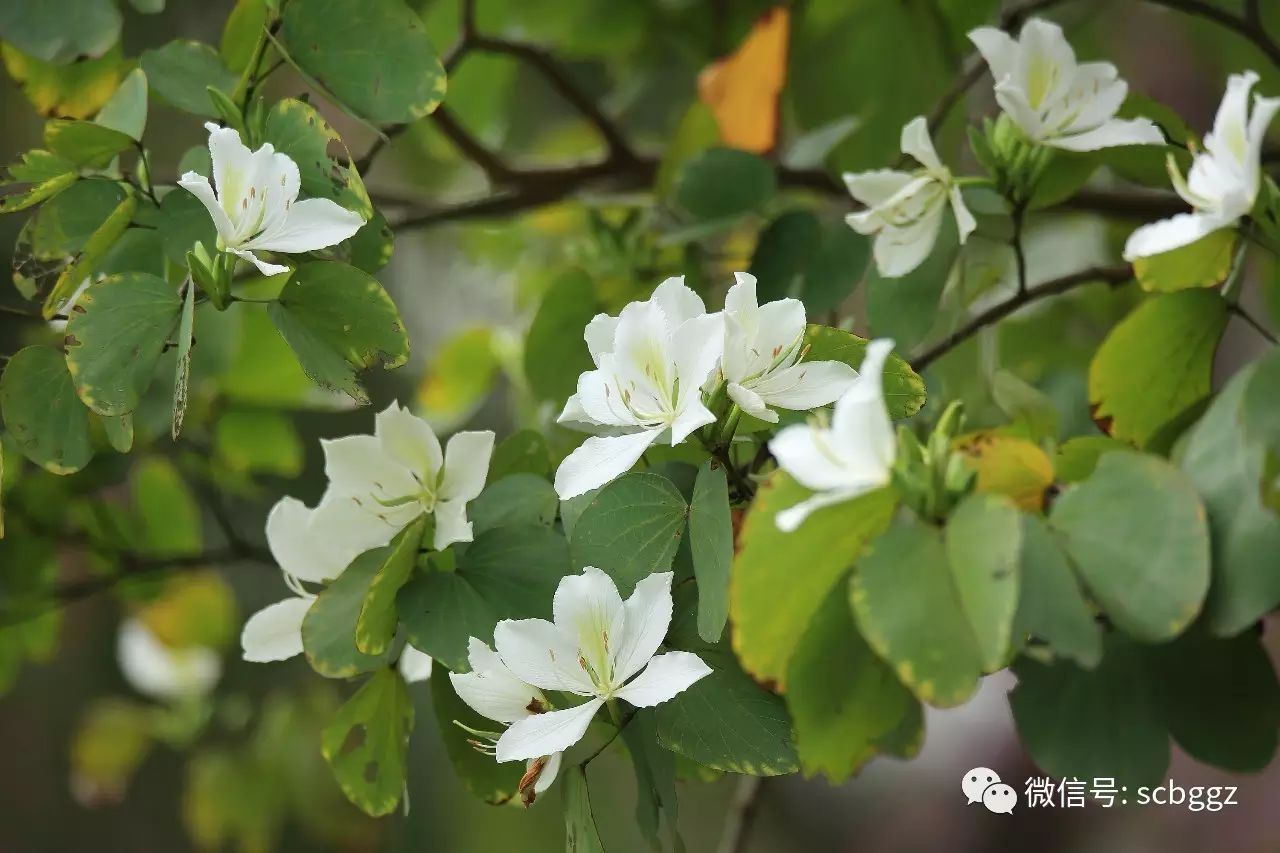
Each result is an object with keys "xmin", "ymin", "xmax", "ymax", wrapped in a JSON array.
[{"xmin": 697, "ymin": 7, "xmax": 789, "ymax": 154}]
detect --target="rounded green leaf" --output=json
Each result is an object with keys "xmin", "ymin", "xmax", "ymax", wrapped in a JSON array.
[
  {"xmin": 302, "ymin": 547, "xmax": 394, "ymax": 678},
  {"xmin": 1050, "ymin": 451, "xmax": 1210, "ymax": 642},
  {"xmin": 280, "ymin": 0, "xmax": 446, "ymax": 126},
  {"xmin": 467, "ymin": 474, "xmax": 558, "ymax": 535},
  {"xmin": 64, "ymin": 272, "xmax": 183, "ymax": 416},
  {"xmin": 803, "ymin": 325, "xmax": 925, "ymax": 419},
  {"xmin": 0, "ymin": 345, "xmax": 93, "ymax": 474},
  {"xmin": 523, "ymin": 269, "xmax": 596, "ymax": 403},
  {"xmin": 568, "ymin": 472, "xmax": 688, "ymax": 595},
  {"xmin": 320, "ymin": 668, "xmax": 413, "ymax": 817},
  {"xmin": 750, "ymin": 211, "xmax": 870, "ymax": 313},
  {"xmin": 95, "ymin": 68, "xmax": 148, "ymax": 141},
  {"xmin": 1132, "ymin": 228, "xmax": 1236, "ymax": 293},
  {"xmin": 944, "ymin": 493, "xmax": 1022, "ymax": 672},
  {"xmin": 43, "ymin": 119, "xmax": 133, "ymax": 168},
  {"xmin": 689, "ymin": 460, "xmax": 733, "ymax": 644},
  {"xmin": 140, "ymin": 40, "xmax": 237, "ymax": 117},
  {"xmin": 0, "ymin": 0, "xmax": 121, "ymax": 64},
  {"xmin": 1012, "ymin": 514, "xmax": 1102, "ymax": 668},
  {"xmin": 673, "ymin": 147, "xmax": 776, "ymax": 222}
]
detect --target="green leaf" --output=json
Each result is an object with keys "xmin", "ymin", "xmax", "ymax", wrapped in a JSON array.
[
  {"xmin": 523, "ymin": 269, "xmax": 596, "ymax": 403},
  {"xmin": 268, "ymin": 261, "xmax": 410, "ymax": 404},
  {"xmin": 620, "ymin": 710, "xmax": 681, "ymax": 851},
  {"xmin": 1089, "ymin": 290, "xmax": 1227, "ymax": 447},
  {"xmin": 654, "ymin": 102, "xmax": 718, "ymax": 200},
  {"xmin": 221, "ymin": 0, "xmax": 270, "ymax": 74},
  {"xmin": 262, "ymin": 98, "xmax": 366, "ymax": 212},
  {"xmin": 43, "ymin": 119, "xmax": 133, "ymax": 168},
  {"xmin": 1051, "ymin": 451, "xmax": 1209, "ymax": 642},
  {"xmin": 0, "ymin": 150, "xmax": 77, "ymax": 214},
  {"xmin": 158, "ymin": 187, "xmax": 217, "ymax": 266},
  {"xmin": 1180, "ymin": 363, "xmax": 1280, "ymax": 635},
  {"xmin": 213, "ymin": 410, "xmax": 302, "ymax": 476},
  {"xmin": 1028, "ymin": 150, "xmax": 1099, "ymax": 209},
  {"xmin": 850, "ymin": 522, "xmax": 983, "ymax": 707},
  {"xmin": 416, "ymin": 326, "xmax": 497, "ymax": 429},
  {"xmin": 95, "ymin": 68, "xmax": 148, "ymax": 141},
  {"xmin": 489, "ymin": 429, "xmax": 551, "ymax": 481},
  {"xmin": 320, "ymin": 668, "xmax": 413, "ymax": 817},
  {"xmin": 467, "ymin": 474, "xmax": 558, "ymax": 535},
  {"xmin": 1241, "ymin": 348, "xmax": 1280, "ymax": 457},
  {"xmin": 991, "ymin": 369, "xmax": 1059, "ymax": 443},
  {"xmin": 563, "ymin": 767, "xmax": 606, "ymax": 853},
  {"xmin": 169, "ymin": 281, "xmax": 196, "ymax": 440},
  {"xmin": 398, "ymin": 524, "xmax": 571, "ymax": 670},
  {"xmin": 865, "ymin": 216, "xmax": 959, "ymax": 351},
  {"xmin": 64, "ymin": 272, "xmax": 183, "ymax": 416},
  {"xmin": 732, "ymin": 472, "xmax": 895, "ymax": 688},
  {"xmin": 802, "ymin": 325, "xmax": 925, "ymax": 420},
  {"xmin": 355, "ymin": 518, "xmax": 427, "ymax": 656},
  {"xmin": 0, "ymin": 346, "xmax": 93, "ymax": 474},
  {"xmin": 302, "ymin": 548, "xmax": 394, "ymax": 678},
  {"xmin": 673, "ymin": 147, "xmax": 776, "ymax": 222},
  {"xmin": 1012, "ymin": 514, "xmax": 1101, "ymax": 668},
  {"xmin": 1132, "ymin": 229, "xmax": 1236, "ymax": 293},
  {"xmin": 944, "ymin": 493, "xmax": 1021, "ymax": 671},
  {"xmin": 1011, "ymin": 636, "xmax": 1169, "ymax": 790},
  {"xmin": 131, "ymin": 457, "xmax": 202, "ymax": 557},
  {"xmin": 29, "ymin": 179, "xmax": 124, "ymax": 257},
  {"xmin": 1054, "ymin": 435, "xmax": 1129, "ymax": 484},
  {"xmin": 0, "ymin": 0, "xmax": 121, "ymax": 63},
  {"xmin": 1148, "ymin": 630, "xmax": 1280, "ymax": 772},
  {"xmin": 44, "ymin": 192, "xmax": 135, "ymax": 319},
  {"xmin": 689, "ymin": 461, "xmax": 732, "ymax": 644},
  {"xmin": 1, "ymin": 42, "xmax": 127, "ymax": 120},
  {"xmin": 568, "ymin": 473, "xmax": 688, "ymax": 596},
  {"xmin": 750, "ymin": 211, "xmax": 870, "ymax": 313},
  {"xmin": 429, "ymin": 660, "xmax": 523, "ymax": 804},
  {"xmin": 785, "ymin": 587, "xmax": 916, "ymax": 782},
  {"xmin": 654, "ymin": 648, "xmax": 799, "ymax": 776},
  {"xmin": 100, "ymin": 411, "xmax": 134, "ymax": 453},
  {"xmin": 140, "ymin": 40, "xmax": 237, "ymax": 117},
  {"xmin": 279, "ymin": 0, "xmax": 447, "ymax": 126}
]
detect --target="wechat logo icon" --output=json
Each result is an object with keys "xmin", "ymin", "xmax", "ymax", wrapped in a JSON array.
[{"xmin": 963, "ymin": 767, "xmax": 1017, "ymax": 814}]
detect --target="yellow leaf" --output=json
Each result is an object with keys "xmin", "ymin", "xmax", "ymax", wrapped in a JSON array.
[
  {"xmin": 137, "ymin": 571, "xmax": 239, "ymax": 651},
  {"xmin": 697, "ymin": 7, "xmax": 789, "ymax": 154},
  {"xmin": 1, "ymin": 42, "xmax": 128, "ymax": 119},
  {"xmin": 955, "ymin": 431, "xmax": 1054, "ymax": 511}
]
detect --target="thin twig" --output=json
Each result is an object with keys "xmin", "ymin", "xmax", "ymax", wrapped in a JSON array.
[
  {"xmin": 910, "ymin": 265, "xmax": 1134, "ymax": 371},
  {"xmin": 430, "ymin": 106, "xmax": 516, "ymax": 182},
  {"xmin": 1230, "ymin": 302, "xmax": 1279, "ymax": 344},
  {"xmin": 716, "ymin": 776, "xmax": 764, "ymax": 853}
]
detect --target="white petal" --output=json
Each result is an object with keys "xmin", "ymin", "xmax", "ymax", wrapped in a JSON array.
[
  {"xmin": 1208, "ymin": 71, "xmax": 1258, "ymax": 163},
  {"xmin": 671, "ymin": 313, "xmax": 725, "ymax": 406},
  {"xmin": 1121, "ymin": 212, "xmax": 1232, "ymax": 260},
  {"xmin": 432, "ymin": 498, "xmax": 474, "ymax": 551},
  {"xmin": 899, "ymin": 116, "xmax": 943, "ymax": 174},
  {"xmin": 266, "ymin": 497, "xmax": 348, "ymax": 583},
  {"xmin": 745, "ymin": 360, "xmax": 857, "ymax": 412},
  {"xmin": 552, "ymin": 567, "xmax": 625, "ymax": 684},
  {"xmin": 775, "ymin": 488, "xmax": 871, "ymax": 532},
  {"xmin": 769, "ymin": 423, "xmax": 861, "ymax": 492},
  {"xmin": 727, "ymin": 382, "xmax": 776, "ymax": 422},
  {"xmin": 949, "ymin": 184, "xmax": 977, "ymax": 243},
  {"xmin": 968, "ymin": 26, "xmax": 1018, "ymax": 85},
  {"xmin": 452, "ymin": 637, "xmax": 546, "ymax": 723},
  {"xmin": 178, "ymin": 172, "xmax": 236, "ymax": 243},
  {"xmin": 872, "ymin": 205, "xmax": 944, "ymax": 278},
  {"xmin": 228, "ymin": 247, "xmax": 290, "ymax": 276},
  {"xmin": 611, "ymin": 571, "xmax": 673, "ymax": 684},
  {"xmin": 375, "ymin": 402, "xmax": 443, "ymax": 481},
  {"xmin": 495, "ymin": 698, "xmax": 603, "ymax": 762},
  {"xmin": 1049, "ymin": 118, "xmax": 1165, "ymax": 152},
  {"xmin": 322, "ymin": 433, "xmax": 419, "ymax": 502},
  {"xmin": 118, "ymin": 618, "xmax": 221, "ymax": 701},
  {"xmin": 615, "ymin": 651, "xmax": 711, "ymax": 707},
  {"xmin": 993, "ymin": 81, "xmax": 1042, "ymax": 139},
  {"xmin": 240, "ymin": 597, "xmax": 311, "ymax": 663},
  {"xmin": 441, "ymin": 430, "xmax": 495, "ymax": 503},
  {"xmin": 553, "ymin": 427, "xmax": 665, "ymax": 499},
  {"xmin": 398, "ymin": 644, "xmax": 434, "ymax": 683},
  {"xmin": 649, "ymin": 276, "xmax": 706, "ymax": 326},
  {"xmin": 242, "ymin": 198, "xmax": 365, "ymax": 254},
  {"xmin": 534, "ymin": 751, "xmax": 562, "ymax": 794},
  {"xmin": 832, "ymin": 338, "xmax": 896, "ymax": 470},
  {"xmin": 583, "ymin": 313, "xmax": 619, "ymax": 364},
  {"xmin": 207, "ymin": 123, "xmax": 251, "ymax": 204},
  {"xmin": 1016, "ymin": 18, "xmax": 1076, "ymax": 107},
  {"xmin": 493, "ymin": 618, "xmax": 596, "ymax": 695},
  {"xmin": 842, "ymin": 169, "xmax": 915, "ymax": 207},
  {"xmin": 669, "ymin": 397, "xmax": 716, "ymax": 445}
]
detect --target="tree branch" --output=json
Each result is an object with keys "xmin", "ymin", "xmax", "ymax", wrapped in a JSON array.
[
  {"xmin": 1229, "ymin": 302, "xmax": 1279, "ymax": 344},
  {"xmin": 716, "ymin": 776, "xmax": 764, "ymax": 853},
  {"xmin": 910, "ymin": 265, "xmax": 1134, "ymax": 371}
]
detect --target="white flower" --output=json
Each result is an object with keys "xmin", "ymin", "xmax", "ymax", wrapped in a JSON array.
[
  {"xmin": 1124, "ymin": 71, "xmax": 1280, "ymax": 259},
  {"xmin": 554, "ymin": 277, "xmax": 723, "ymax": 499},
  {"xmin": 720, "ymin": 272, "xmax": 856, "ymax": 422},
  {"xmin": 117, "ymin": 618, "xmax": 221, "ymax": 702},
  {"xmin": 769, "ymin": 339, "xmax": 897, "ymax": 532},
  {"xmin": 969, "ymin": 18, "xmax": 1164, "ymax": 152},
  {"xmin": 179, "ymin": 122, "xmax": 365, "ymax": 276},
  {"xmin": 449, "ymin": 638, "xmax": 561, "ymax": 802},
  {"xmin": 844, "ymin": 117, "xmax": 976, "ymax": 278},
  {"xmin": 398, "ymin": 644, "xmax": 434, "ymax": 684},
  {"xmin": 487, "ymin": 568, "xmax": 711, "ymax": 762}
]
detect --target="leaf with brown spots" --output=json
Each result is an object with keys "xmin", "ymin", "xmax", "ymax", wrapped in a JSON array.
[{"xmin": 320, "ymin": 668, "xmax": 414, "ymax": 817}]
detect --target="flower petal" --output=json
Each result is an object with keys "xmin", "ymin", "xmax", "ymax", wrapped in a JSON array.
[
  {"xmin": 398, "ymin": 644, "xmax": 434, "ymax": 683},
  {"xmin": 493, "ymin": 618, "xmax": 596, "ymax": 695},
  {"xmin": 968, "ymin": 26, "xmax": 1018, "ymax": 85},
  {"xmin": 949, "ymin": 184, "xmax": 977, "ymax": 243},
  {"xmin": 495, "ymin": 698, "xmax": 603, "ymax": 762},
  {"xmin": 178, "ymin": 172, "xmax": 237, "ymax": 244},
  {"xmin": 206, "ymin": 122, "xmax": 252, "ymax": 214},
  {"xmin": 553, "ymin": 427, "xmax": 665, "ymax": 499},
  {"xmin": 441, "ymin": 430, "xmax": 495, "ymax": 503},
  {"xmin": 776, "ymin": 487, "xmax": 873, "ymax": 533},
  {"xmin": 534, "ymin": 751, "xmax": 562, "ymax": 794},
  {"xmin": 1049, "ymin": 118, "xmax": 1165, "ymax": 152},
  {"xmin": 611, "ymin": 571, "xmax": 674, "ymax": 684},
  {"xmin": 746, "ymin": 360, "xmax": 857, "ymax": 412},
  {"xmin": 375, "ymin": 402, "xmax": 443, "ymax": 481},
  {"xmin": 432, "ymin": 497, "xmax": 474, "ymax": 551},
  {"xmin": 842, "ymin": 169, "xmax": 915, "ymax": 208},
  {"xmin": 615, "ymin": 651, "xmax": 711, "ymax": 707},
  {"xmin": 118, "ymin": 618, "xmax": 221, "ymax": 701},
  {"xmin": 228, "ymin": 247, "xmax": 290, "ymax": 276},
  {"xmin": 769, "ymin": 423, "xmax": 860, "ymax": 492},
  {"xmin": 584, "ymin": 313, "xmax": 619, "ymax": 363},
  {"xmin": 871, "ymin": 203, "xmax": 944, "ymax": 278},
  {"xmin": 727, "ymin": 382, "xmax": 776, "ymax": 422},
  {"xmin": 451, "ymin": 671, "xmax": 544, "ymax": 725},
  {"xmin": 321, "ymin": 433, "xmax": 419, "ymax": 502},
  {"xmin": 649, "ymin": 276, "xmax": 706, "ymax": 326},
  {"xmin": 242, "ymin": 197, "xmax": 365, "ymax": 254},
  {"xmin": 899, "ymin": 116, "xmax": 943, "ymax": 174},
  {"xmin": 266, "ymin": 497, "xmax": 351, "ymax": 583},
  {"xmin": 1122, "ymin": 212, "xmax": 1231, "ymax": 260},
  {"xmin": 241, "ymin": 597, "xmax": 311, "ymax": 662}
]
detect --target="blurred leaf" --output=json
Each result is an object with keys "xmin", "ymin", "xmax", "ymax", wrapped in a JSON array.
[
  {"xmin": 1050, "ymin": 452, "xmax": 1209, "ymax": 642},
  {"xmin": 1241, "ymin": 347, "xmax": 1280, "ymax": 456},
  {"xmin": 489, "ymin": 429, "xmax": 551, "ymax": 480},
  {"xmin": 131, "ymin": 457, "xmax": 202, "ymax": 557},
  {"xmin": 468, "ymin": 474, "xmax": 558, "ymax": 535},
  {"xmin": 1180, "ymin": 363, "xmax": 1280, "ymax": 635},
  {"xmin": 430, "ymin": 660, "xmax": 523, "ymax": 804},
  {"xmin": 0, "ymin": 150, "xmax": 78, "ymax": 213},
  {"xmin": 568, "ymin": 473, "xmax": 687, "ymax": 596},
  {"xmin": 214, "ymin": 411, "xmax": 303, "ymax": 477},
  {"xmin": 138, "ymin": 570, "xmax": 237, "ymax": 649},
  {"xmin": 70, "ymin": 698, "xmax": 154, "ymax": 807},
  {"xmin": 0, "ymin": 42, "xmax": 126, "ymax": 118},
  {"xmin": 221, "ymin": 0, "xmax": 270, "ymax": 74},
  {"xmin": 802, "ymin": 325, "xmax": 925, "ymax": 419},
  {"xmin": 398, "ymin": 524, "xmax": 571, "ymax": 670},
  {"xmin": 1133, "ymin": 229, "xmax": 1236, "ymax": 293},
  {"xmin": 1012, "ymin": 514, "xmax": 1101, "ymax": 668},
  {"xmin": 268, "ymin": 261, "xmax": 410, "ymax": 405},
  {"xmin": 524, "ymin": 269, "xmax": 596, "ymax": 403},
  {"xmin": 0, "ymin": 345, "xmax": 93, "ymax": 474},
  {"xmin": 65, "ymin": 272, "xmax": 182, "ymax": 416},
  {"xmin": 1089, "ymin": 289, "xmax": 1227, "ymax": 447},
  {"xmin": 95, "ymin": 68, "xmax": 147, "ymax": 141},
  {"xmin": 140, "ymin": 40, "xmax": 237, "ymax": 117},
  {"xmin": 563, "ymin": 768, "xmax": 606, "ymax": 853},
  {"xmin": 689, "ymin": 460, "xmax": 732, "ymax": 644},
  {"xmin": 43, "ymin": 119, "xmax": 132, "ymax": 168},
  {"xmin": 158, "ymin": 186, "xmax": 218, "ymax": 265},
  {"xmin": 945, "ymin": 493, "xmax": 1021, "ymax": 671},
  {"xmin": 954, "ymin": 431, "xmax": 1053, "ymax": 511},
  {"xmin": 303, "ymin": 548, "xmax": 394, "ymax": 678},
  {"xmin": 44, "ymin": 192, "xmax": 135, "ymax": 318},
  {"xmin": 697, "ymin": 6, "xmax": 787, "ymax": 154},
  {"xmin": 184, "ymin": 748, "xmax": 281, "ymax": 853},
  {"xmin": 0, "ymin": 0, "xmax": 121, "ymax": 63},
  {"xmin": 785, "ymin": 587, "xmax": 915, "ymax": 782},
  {"xmin": 1028, "ymin": 151, "xmax": 1098, "ymax": 210},
  {"xmin": 655, "ymin": 103, "xmax": 719, "ymax": 200},
  {"xmin": 673, "ymin": 147, "xmax": 776, "ymax": 222},
  {"xmin": 783, "ymin": 115, "xmax": 861, "ymax": 170},
  {"xmin": 1054, "ymin": 435, "xmax": 1128, "ymax": 484},
  {"xmin": 416, "ymin": 326, "xmax": 497, "ymax": 429},
  {"xmin": 865, "ymin": 216, "xmax": 959, "ymax": 351},
  {"xmin": 621, "ymin": 710, "xmax": 681, "ymax": 849},
  {"xmin": 219, "ymin": 307, "xmax": 321, "ymax": 407},
  {"xmin": 321, "ymin": 668, "xmax": 413, "ymax": 817},
  {"xmin": 751, "ymin": 213, "xmax": 870, "ymax": 314},
  {"xmin": 851, "ymin": 522, "xmax": 983, "ymax": 707},
  {"xmin": 991, "ymin": 369, "xmax": 1059, "ymax": 443},
  {"xmin": 280, "ymin": 0, "xmax": 446, "ymax": 126},
  {"xmin": 732, "ymin": 472, "xmax": 894, "ymax": 688}
]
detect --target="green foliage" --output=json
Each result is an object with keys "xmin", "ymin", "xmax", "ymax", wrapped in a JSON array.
[
  {"xmin": 320, "ymin": 668, "xmax": 414, "ymax": 817},
  {"xmin": 524, "ymin": 269, "xmax": 596, "ymax": 403},
  {"xmin": 688, "ymin": 460, "xmax": 732, "ymax": 644},
  {"xmin": 673, "ymin": 147, "xmax": 776, "ymax": 222},
  {"xmin": 802, "ymin": 325, "xmax": 926, "ymax": 419},
  {"xmin": 430, "ymin": 661, "xmax": 524, "ymax": 804},
  {"xmin": 140, "ymin": 40, "xmax": 237, "ymax": 117},
  {"xmin": 944, "ymin": 493, "xmax": 1021, "ymax": 672},
  {"xmin": 355, "ymin": 518, "xmax": 427, "ymax": 656},
  {"xmin": 750, "ymin": 211, "xmax": 870, "ymax": 313},
  {"xmin": 563, "ymin": 768, "xmax": 606, "ymax": 853},
  {"xmin": 1012, "ymin": 514, "xmax": 1101, "ymax": 668},
  {"xmin": 1132, "ymin": 229, "xmax": 1237, "ymax": 293},
  {"xmin": 568, "ymin": 473, "xmax": 687, "ymax": 595},
  {"xmin": 303, "ymin": 549, "xmax": 394, "ymax": 678},
  {"xmin": 865, "ymin": 217, "xmax": 959, "ymax": 350},
  {"xmin": 95, "ymin": 68, "xmax": 148, "ymax": 141},
  {"xmin": 0, "ymin": 0, "xmax": 121, "ymax": 63},
  {"xmin": 0, "ymin": 346, "xmax": 93, "ymax": 474}
]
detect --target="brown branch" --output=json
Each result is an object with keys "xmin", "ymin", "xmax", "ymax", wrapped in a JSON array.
[
  {"xmin": 716, "ymin": 776, "xmax": 764, "ymax": 853},
  {"xmin": 910, "ymin": 265, "xmax": 1134, "ymax": 371},
  {"xmin": 1144, "ymin": 0, "xmax": 1280, "ymax": 67},
  {"xmin": 1230, "ymin": 302, "xmax": 1279, "ymax": 344},
  {"xmin": 430, "ymin": 106, "xmax": 516, "ymax": 182}
]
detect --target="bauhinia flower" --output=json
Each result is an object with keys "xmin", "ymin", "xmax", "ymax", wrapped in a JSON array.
[
  {"xmin": 1124, "ymin": 71, "xmax": 1280, "ymax": 259},
  {"xmin": 486, "ymin": 568, "xmax": 711, "ymax": 762},
  {"xmin": 968, "ymin": 18, "xmax": 1164, "ymax": 152},
  {"xmin": 720, "ymin": 272, "xmax": 856, "ymax": 422},
  {"xmin": 117, "ymin": 618, "xmax": 221, "ymax": 702},
  {"xmin": 844, "ymin": 116, "xmax": 976, "ymax": 277},
  {"xmin": 449, "ymin": 638, "xmax": 563, "ymax": 804},
  {"xmin": 769, "ymin": 338, "xmax": 897, "ymax": 532},
  {"xmin": 179, "ymin": 122, "xmax": 365, "ymax": 276},
  {"xmin": 554, "ymin": 277, "xmax": 723, "ymax": 499}
]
